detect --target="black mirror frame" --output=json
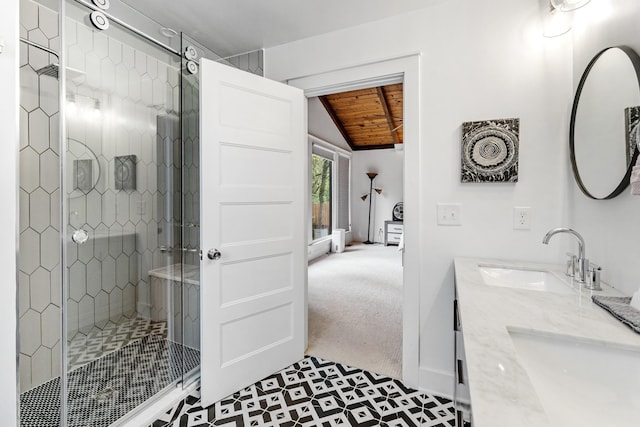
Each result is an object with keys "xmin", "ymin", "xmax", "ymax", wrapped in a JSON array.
[{"xmin": 569, "ymin": 45, "xmax": 640, "ymax": 200}]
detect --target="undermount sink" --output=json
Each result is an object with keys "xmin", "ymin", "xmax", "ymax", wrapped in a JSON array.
[
  {"xmin": 478, "ymin": 265, "xmax": 574, "ymax": 294},
  {"xmin": 509, "ymin": 328, "xmax": 640, "ymax": 427}
]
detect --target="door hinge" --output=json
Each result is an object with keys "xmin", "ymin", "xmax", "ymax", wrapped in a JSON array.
[
  {"xmin": 454, "ymin": 300, "xmax": 460, "ymax": 331},
  {"xmin": 457, "ymin": 359, "xmax": 465, "ymax": 385}
]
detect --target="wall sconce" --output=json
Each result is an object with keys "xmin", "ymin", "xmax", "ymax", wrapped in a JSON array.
[
  {"xmin": 541, "ymin": 0, "xmax": 572, "ymax": 38},
  {"xmin": 550, "ymin": 0, "xmax": 591, "ymax": 11}
]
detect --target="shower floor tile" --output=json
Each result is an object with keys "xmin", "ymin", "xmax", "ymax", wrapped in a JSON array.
[
  {"xmin": 150, "ymin": 356, "xmax": 456, "ymax": 427},
  {"xmin": 67, "ymin": 317, "xmax": 168, "ymax": 370},
  {"xmin": 20, "ymin": 335, "xmax": 200, "ymax": 427}
]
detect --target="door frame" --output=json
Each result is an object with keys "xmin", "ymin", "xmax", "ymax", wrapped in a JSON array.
[{"xmin": 287, "ymin": 53, "xmax": 421, "ymax": 388}]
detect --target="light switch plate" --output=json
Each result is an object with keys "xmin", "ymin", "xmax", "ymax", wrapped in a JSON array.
[{"xmin": 437, "ymin": 203, "xmax": 462, "ymax": 226}]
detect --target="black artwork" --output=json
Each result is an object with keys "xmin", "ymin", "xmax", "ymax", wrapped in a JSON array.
[{"xmin": 461, "ymin": 118, "xmax": 520, "ymax": 183}]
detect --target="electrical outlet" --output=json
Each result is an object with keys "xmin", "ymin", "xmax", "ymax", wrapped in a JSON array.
[
  {"xmin": 513, "ymin": 207, "xmax": 531, "ymax": 230},
  {"xmin": 437, "ymin": 203, "xmax": 462, "ymax": 226}
]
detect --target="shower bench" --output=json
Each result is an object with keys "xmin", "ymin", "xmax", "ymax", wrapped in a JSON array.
[{"xmin": 148, "ymin": 263, "xmax": 200, "ymax": 350}]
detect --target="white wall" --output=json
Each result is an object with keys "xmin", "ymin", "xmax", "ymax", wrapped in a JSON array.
[
  {"xmin": 568, "ymin": 0, "xmax": 640, "ymax": 297},
  {"xmin": 0, "ymin": 0, "xmax": 19, "ymax": 424},
  {"xmin": 351, "ymin": 149, "xmax": 404, "ymax": 243},
  {"xmin": 308, "ymin": 97, "xmax": 351, "ymax": 152},
  {"xmin": 266, "ymin": 0, "xmax": 573, "ymax": 396}
]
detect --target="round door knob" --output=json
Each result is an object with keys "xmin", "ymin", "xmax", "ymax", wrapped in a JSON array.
[
  {"xmin": 207, "ymin": 249, "xmax": 221, "ymax": 260},
  {"xmin": 72, "ymin": 229, "xmax": 90, "ymax": 244}
]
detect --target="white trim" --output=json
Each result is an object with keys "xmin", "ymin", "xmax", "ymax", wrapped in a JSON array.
[
  {"xmin": 277, "ymin": 50, "xmax": 421, "ymax": 89},
  {"xmin": 310, "ymin": 150, "xmax": 334, "ymax": 243},
  {"xmin": 309, "ymin": 135, "xmax": 352, "ymax": 244},
  {"xmin": 2, "ymin": 0, "xmax": 19, "ymax": 424},
  {"xmin": 308, "ymin": 238, "xmax": 331, "ymax": 262},
  {"xmin": 289, "ymin": 53, "xmax": 421, "ymax": 389},
  {"xmin": 300, "ymin": 73, "xmax": 404, "ymax": 98},
  {"xmin": 308, "ymin": 134, "xmax": 352, "ymax": 157},
  {"xmin": 419, "ymin": 367, "xmax": 454, "ymax": 399},
  {"xmin": 311, "ymin": 144, "xmax": 334, "ymax": 160},
  {"xmin": 331, "ymin": 155, "xmax": 338, "ymax": 239}
]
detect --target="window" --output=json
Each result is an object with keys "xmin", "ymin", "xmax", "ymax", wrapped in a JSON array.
[
  {"xmin": 311, "ymin": 154, "xmax": 332, "ymax": 240},
  {"xmin": 310, "ymin": 139, "xmax": 351, "ymax": 243}
]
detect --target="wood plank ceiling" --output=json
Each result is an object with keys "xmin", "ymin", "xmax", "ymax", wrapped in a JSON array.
[{"xmin": 319, "ymin": 83, "xmax": 403, "ymax": 150}]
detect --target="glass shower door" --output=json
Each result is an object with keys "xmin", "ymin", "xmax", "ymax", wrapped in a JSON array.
[
  {"xmin": 176, "ymin": 32, "xmax": 226, "ymax": 387},
  {"xmin": 62, "ymin": 1, "xmax": 188, "ymax": 424},
  {"xmin": 19, "ymin": 0, "xmax": 265, "ymax": 425}
]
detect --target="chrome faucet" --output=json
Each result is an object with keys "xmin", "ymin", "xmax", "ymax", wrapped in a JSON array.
[{"xmin": 542, "ymin": 228, "xmax": 588, "ymax": 283}]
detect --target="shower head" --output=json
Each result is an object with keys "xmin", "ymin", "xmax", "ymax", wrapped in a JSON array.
[
  {"xmin": 35, "ymin": 63, "xmax": 85, "ymax": 80},
  {"xmin": 36, "ymin": 63, "xmax": 60, "ymax": 78}
]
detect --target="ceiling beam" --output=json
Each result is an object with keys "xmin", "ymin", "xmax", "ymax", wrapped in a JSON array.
[
  {"xmin": 351, "ymin": 143, "xmax": 395, "ymax": 151},
  {"xmin": 376, "ymin": 87, "xmax": 400, "ymax": 145},
  {"xmin": 319, "ymin": 96, "xmax": 356, "ymax": 151}
]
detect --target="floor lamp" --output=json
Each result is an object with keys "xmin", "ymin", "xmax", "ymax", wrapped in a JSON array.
[{"xmin": 361, "ymin": 172, "xmax": 382, "ymax": 244}]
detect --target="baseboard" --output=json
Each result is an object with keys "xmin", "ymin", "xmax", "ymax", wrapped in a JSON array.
[
  {"xmin": 418, "ymin": 366, "xmax": 454, "ymax": 399},
  {"xmin": 308, "ymin": 239, "xmax": 331, "ymax": 261},
  {"xmin": 308, "ymin": 231, "xmax": 355, "ymax": 262}
]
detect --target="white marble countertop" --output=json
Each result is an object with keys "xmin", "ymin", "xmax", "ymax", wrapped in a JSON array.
[{"xmin": 454, "ymin": 257, "xmax": 640, "ymax": 427}]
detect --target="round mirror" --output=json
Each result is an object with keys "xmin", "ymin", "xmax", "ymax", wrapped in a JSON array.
[
  {"xmin": 570, "ymin": 46, "xmax": 640, "ymax": 199},
  {"xmin": 67, "ymin": 138, "xmax": 101, "ymax": 198}
]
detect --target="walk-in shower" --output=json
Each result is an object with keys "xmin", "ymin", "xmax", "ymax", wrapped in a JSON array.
[{"xmin": 18, "ymin": 0, "xmax": 263, "ymax": 425}]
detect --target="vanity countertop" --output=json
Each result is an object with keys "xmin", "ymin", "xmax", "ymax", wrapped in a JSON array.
[{"xmin": 454, "ymin": 257, "xmax": 640, "ymax": 427}]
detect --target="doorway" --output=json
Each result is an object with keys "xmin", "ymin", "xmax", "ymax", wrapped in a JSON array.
[
  {"xmin": 306, "ymin": 84, "xmax": 405, "ymax": 378},
  {"xmin": 288, "ymin": 54, "xmax": 421, "ymax": 388}
]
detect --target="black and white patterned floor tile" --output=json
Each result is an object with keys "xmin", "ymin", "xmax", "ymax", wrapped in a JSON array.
[
  {"xmin": 21, "ymin": 335, "xmax": 200, "ymax": 427},
  {"xmin": 150, "ymin": 356, "xmax": 455, "ymax": 427}
]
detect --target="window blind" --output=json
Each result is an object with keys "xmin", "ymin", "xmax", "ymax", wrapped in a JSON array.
[{"xmin": 337, "ymin": 154, "xmax": 350, "ymax": 230}]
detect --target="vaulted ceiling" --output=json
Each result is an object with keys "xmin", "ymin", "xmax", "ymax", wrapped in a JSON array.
[{"xmin": 319, "ymin": 84, "xmax": 403, "ymax": 151}]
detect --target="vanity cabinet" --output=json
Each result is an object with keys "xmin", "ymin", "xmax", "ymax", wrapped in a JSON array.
[
  {"xmin": 454, "ymin": 284, "xmax": 473, "ymax": 426},
  {"xmin": 384, "ymin": 220, "xmax": 403, "ymax": 246}
]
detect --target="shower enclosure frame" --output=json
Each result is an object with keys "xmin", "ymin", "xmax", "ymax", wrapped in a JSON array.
[
  {"xmin": 18, "ymin": 0, "xmax": 199, "ymax": 424},
  {"xmin": 19, "ymin": 0, "xmax": 262, "ymax": 423}
]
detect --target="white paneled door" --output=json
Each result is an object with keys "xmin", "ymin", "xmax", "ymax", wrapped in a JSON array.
[{"xmin": 199, "ymin": 59, "xmax": 306, "ymax": 408}]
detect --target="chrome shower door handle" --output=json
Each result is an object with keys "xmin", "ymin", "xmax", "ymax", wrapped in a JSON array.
[
  {"xmin": 207, "ymin": 249, "xmax": 221, "ymax": 260},
  {"xmin": 72, "ymin": 229, "xmax": 90, "ymax": 244}
]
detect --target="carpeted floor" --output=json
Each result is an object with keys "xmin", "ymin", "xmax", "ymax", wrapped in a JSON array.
[{"xmin": 306, "ymin": 242, "xmax": 403, "ymax": 379}]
